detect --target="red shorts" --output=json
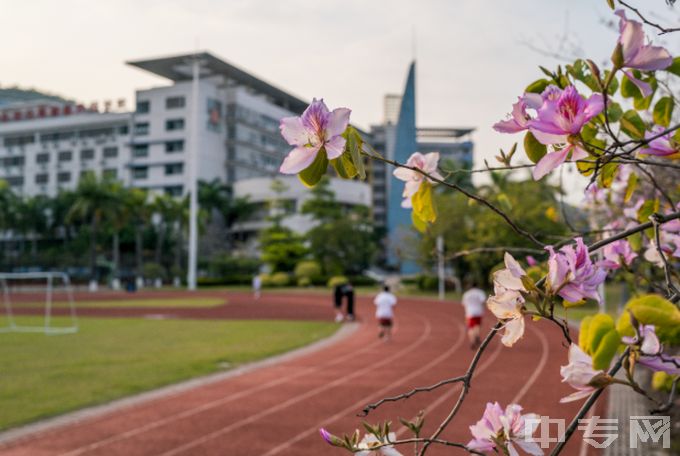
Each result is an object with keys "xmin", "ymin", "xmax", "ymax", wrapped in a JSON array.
[
  {"xmin": 466, "ymin": 316, "xmax": 482, "ymax": 329},
  {"xmin": 378, "ymin": 318, "xmax": 393, "ymax": 327}
]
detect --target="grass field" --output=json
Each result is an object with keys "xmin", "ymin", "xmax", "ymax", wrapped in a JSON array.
[
  {"xmin": 0, "ymin": 317, "xmax": 337, "ymax": 430},
  {"xmin": 12, "ymin": 296, "xmax": 226, "ymax": 309}
]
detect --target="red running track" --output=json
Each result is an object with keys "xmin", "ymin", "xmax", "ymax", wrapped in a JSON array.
[{"xmin": 0, "ymin": 292, "xmax": 594, "ymax": 455}]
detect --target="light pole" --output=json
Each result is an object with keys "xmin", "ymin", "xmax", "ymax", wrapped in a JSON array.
[{"xmin": 187, "ymin": 56, "xmax": 200, "ymax": 291}]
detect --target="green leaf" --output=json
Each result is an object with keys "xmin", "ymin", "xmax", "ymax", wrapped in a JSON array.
[
  {"xmin": 620, "ymin": 74, "xmax": 642, "ymax": 99},
  {"xmin": 411, "ymin": 210, "xmax": 427, "ymax": 233},
  {"xmin": 298, "ymin": 150, "xmax": 329, "ymax": 187},
  {"xmin": 624, "ymin": 172, "xmax": 638, "ymax": 203},
  {"xmin": 412, "ymin": 181, "xmax": 437, "ymax": 224},
  {"xmin": 344, "ymin": 126, "xmax": 366, "ymax": 180},
  {"xmin": 497, "ymin": 193, "xmax": 512, "ymax": 212},
  {"xmin": 579, "ymin": 316, "xmax": 593, "ymax": 349},
  {"xmin": 525, "ymin": 79, "xmax": 549, "ymax": 94},
  {"xmin": 597, "ymin": 162, "xmax": 619, "ymax": 189},
  {"xmin": 523, "ymin": 131, "xmax": 547, "ymax": 163},
  {"xmin": 636, "ymin": 198, "xmax": 659, "ymax": 223},
  {"xmin": 583, "ymin": 313, "xmax": 615, "ymax": 356},
  {"xmin": 606, "ymin": 102, "xmax": 623, "ymax": 123},
  {"xmin": 666, "ymin": 56, "xmax": 680, "ymax": 77},
  {"xmin": 619, "ymin": 110, "xmax": 646, "ymax": 139},
  {"xmin": 606, "ymin": 0, "xmax": 615, "ymax": 9},
  {"xmin": 592, "ymin": 329, "xmax": 621, "ymax": 370},
  {"xmin": 653, "ymin": 96, "xmax": 674, "ymax": 128},
  {"xmin": 580, "ymin": 123, "xmax": 598, "ymax": 142},
  {"xmin": 634, "ymin": 93, "xmax": 653, "ymax": 111},
  {"xmin": 576, "ymin": 159, "xmax": 597, "ymax": 176},
  {"xmin": 605, "ymin": 71, "xmax": 619, "ymax": 95},
  {"xmin": 616, "ymin": 294, "xmax": 680, "ymax": 344}
]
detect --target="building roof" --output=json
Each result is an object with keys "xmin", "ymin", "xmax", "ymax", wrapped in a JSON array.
[
  {"xmin": 417, "ymin": 127, "xmax": 475, "ymax": 138},
  {"xmin": 127, "ymin": 52, "xmax": 309, "ymax": 113}
]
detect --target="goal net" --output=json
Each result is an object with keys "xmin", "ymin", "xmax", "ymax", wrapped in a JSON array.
[{"xmin": 0, "ymin": 272, "xmax": 78, "ymax": 335}]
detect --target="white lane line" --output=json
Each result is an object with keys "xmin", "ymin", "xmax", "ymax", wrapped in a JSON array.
[
  {"xmin": 261, "ymin": 319, "xmax": 467, "ymax": 456},
  {"xmin": 157, "ymin": 315, "xmax": 433, "ymax": 456},
  {"xmin": 393, "ymin": 327, "xmax": 505, "ymax": 439},
  {"xmin": 510, "ymin": 324, "xmax": 550, "ymax": 404},
  {"xmin": 59, "ymin": 326, "xmax": 381, "ymax": 456}
]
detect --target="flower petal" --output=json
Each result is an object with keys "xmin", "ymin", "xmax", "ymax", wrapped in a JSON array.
[
  {"xmin": 627, "ymin": 45, "xmax": 673, "ymax": 71},
  {"xmin": 326, "ymin": 107, "xmax": 351, "ymax": 137},
  {"xmin": 560, "ymin": 388, "xmax": 595, "ymax": 403},
  {"xmin": 501, "ymin": 317, "xmax": 525, "ymax": 347},
  {"xmin": 533, "ymin": 148, "xmax": 570, "ymax": 180},
  {"xmin": 280, "ymin": 116, "xmax": 309, "ymax": 146},
  {"xmin": 515, "ymin": 439, "xmax": 544, "ymax": 456},
  {"xmin": 279, "ymin": 145, "xmax": 320, "ymax": 174},
  {"xmin": 325, "ymin": 135, "xmax": 346, "ymax": 159},
  {"xmin": 623, "ymin": 70, "xmax": 652, "ymax": 98}
]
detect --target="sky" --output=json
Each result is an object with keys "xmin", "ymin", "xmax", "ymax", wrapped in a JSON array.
[{"xmin": 3, "ymin": 0, "xmax": 679, "ymax": 189}]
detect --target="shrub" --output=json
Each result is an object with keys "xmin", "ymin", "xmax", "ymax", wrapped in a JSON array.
[
  {"xmin": 327, "ymin": 275, "xmax": 348, "ymax": 288},
  {"xmin": 142, "ymin": 262, "xmax": 165, "ymax": 280},
  {"xmin": 294, "ymin": 260, "xmax": 322, "ymax": 282},
  {"xmin": 270, "ymin": 272, "xmax": 291, "ymax": 287},
  {"xmin": 207, "ymin": 255, "xmax": 261, "ymax": 278},
  {"xmin": 297, "ymin": 276, "xmax": 311, "ymax": 287},
  {"xmin": 348, "ymin": 275, "xmax": 377, "ymax": 286},
  {"xmin": 417, "ymin": 274, "xmax": 438, "ymax": 291}
]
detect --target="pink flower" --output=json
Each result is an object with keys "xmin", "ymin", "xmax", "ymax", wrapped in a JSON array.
[
  {"xmin": 616, "ymin": 10, "xmax": 673, "ymax": 97},
  {"xmin": 319, "ymin": 428, "xmax": 336, "ymax": 446},
  {"xmin": 601, "ymin": 239, "xmax": 637, "ymax": 269},
  {"xmin": 529, "ymin": 86, "xmax": 603, "ymax": 180},
  {"xmin": 560, "ymin": 344, "xmax": 607, "ymax": 403},
  {"xmin": 467, "ymin": 402, "xmax": 543, "ymax": 455},
  {"xmin": 622, "ymin": 325, "xmax": 680, "ymax": 375},
  {"xmin": 546, "ymin": 237, "xmax": 607, "ymax": 303},
  {"xmin": 392, "ymin": 152, "xmax": 443, "ymax": 208},
  {"xmin": 279, "ymin": 99, "xmax": 351, "ymax": 174},
  {"xmin": 493, "ymin": 94, "xmax": 542, "ymax": 133},
  {"xmin": 525, "ymin": 255, "xmax": 537, "ymax": 267},
  {"xmin": 487, "ymin": 253, "xmax": 527, "ymax": 347},
  {"xmin": 640, "ymin": 126, "xmax": 678, "ymax": 157}
]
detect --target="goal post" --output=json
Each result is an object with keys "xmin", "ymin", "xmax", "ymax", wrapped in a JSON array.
[{"xmin": 0, "ymin": 272, "xmax": 78, "ymax": 335}]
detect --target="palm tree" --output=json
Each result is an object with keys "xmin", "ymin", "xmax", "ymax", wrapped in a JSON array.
[
  {"xmin": 67, "ymin": 172, "xmax": 123, "ymax": 288},
  {"xmin": 15, "ymin": 195, "xmax": 49, "ymax": 256},
  {"xmin": 125, "ymin": 188, "xmax": 151, "ymax": 282}
]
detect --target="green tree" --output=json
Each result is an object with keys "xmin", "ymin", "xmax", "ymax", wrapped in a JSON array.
[
  {"xmin": 420, "ymin": 172, "xmax": 569, "ymax": 284},
  {"xmin": 301, "ymin": 178, "xmax": 376, "ymax": 275},
  {"xmin": 67, "ymin": 173, "xmax": 124, "ymax": 282},
  {"xmin": 258, "ymin": 179, "xmax": 307, "ymax": 272}
]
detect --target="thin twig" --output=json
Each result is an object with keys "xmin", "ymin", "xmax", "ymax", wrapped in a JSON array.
[
  {"xmin": 651, "ymin": 214, "xmax": 680, "ymax": 298},
  {"xmin": 359, "ymin": 376, "xmax": 467, "ymax": 417},
  {"xmin": 418, "ymin": 323, "xmax": 501, "ymax": 456},
  {"xmin": 618, "ymin": 0, "xmax": 680, "ymax": 35}
]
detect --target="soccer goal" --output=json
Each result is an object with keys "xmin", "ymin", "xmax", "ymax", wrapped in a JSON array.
[{"xmin": 0, "ymin": 272, "xmax": 78, "ymax": 335}]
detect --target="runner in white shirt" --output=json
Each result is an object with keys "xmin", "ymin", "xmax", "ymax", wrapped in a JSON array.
[
  {"xmin": 461, "ymin": 283, "xmax": 487, "ymax": 349},
  {"xmin": 374, "ymin": 285, "xmax": 397, "ymax": 340}
]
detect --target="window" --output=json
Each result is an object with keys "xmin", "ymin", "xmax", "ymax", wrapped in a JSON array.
[
  {"xmin": 165, "ymin": 118, "xmax": 185, "ymax": 131},
  {"xmin": 164, "ymin": 185, "xmax": 183, "ymax": 196},
  {"xmin": 36, "ymin": 152, "xmax": 50, "ymax": 164},
  {"xmin": 103, "ymin": 147, "xmax": 118, "ymax": 158},
  {"xmin": 58, "ymin": 151, "xmax": 73, "ymax": 162},
  {"xmin": 119, "ymin": 125, "xmax": 129, "ymax": 135},
  {"xmin": 3, "ymin": 156, "xmax": 25, "ymax": 166},
  {"xmin": 136, "ymin": 101, "xmax": 150, "ymax": 114},
  {"xmin": 103, "ymin": 169, "xmax": 117, "ymax": 179},
  {"xmin": 165, "ymin": 140, "xmax": 184, "ymax": 153},
  {"xmin": 132, "ymin": 166, "xmax": 148, "ymax": 179},
  {"xmin": 133, "ymin": 144, "xmax": 148, "ymax": 158},
  {"xmin": 35, "ymin": 174, "xmax": 49, "ymax": 184},
  {"xmin": 57, "ymin": 172, "xmax": 71, "ymax": 183},
  {"xmin": 165, "ymin": 96, "xmax": 185, "ymax": 109},
  {"xmin": 80, "ymin": 149, "xmax": 95, "ymax": 160},
  {"xmin": 164, "ymin": 163, "xmax": 184, "ymax": 175},
  {"xmin": 7, "ymin": 176, "xmax": 23, "ymax": 187},
  {"xmin": 4, "ymin": 135, "xmax": 35, "ymax": 147},
  {"xmin": 134, "ymin": 122, "xmax": 149, "ymax": 135}
]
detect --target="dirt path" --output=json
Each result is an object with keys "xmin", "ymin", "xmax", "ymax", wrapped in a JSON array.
[{"xmin": 0, "ymin": 292, "xmax": 591, "ymax": 455}]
